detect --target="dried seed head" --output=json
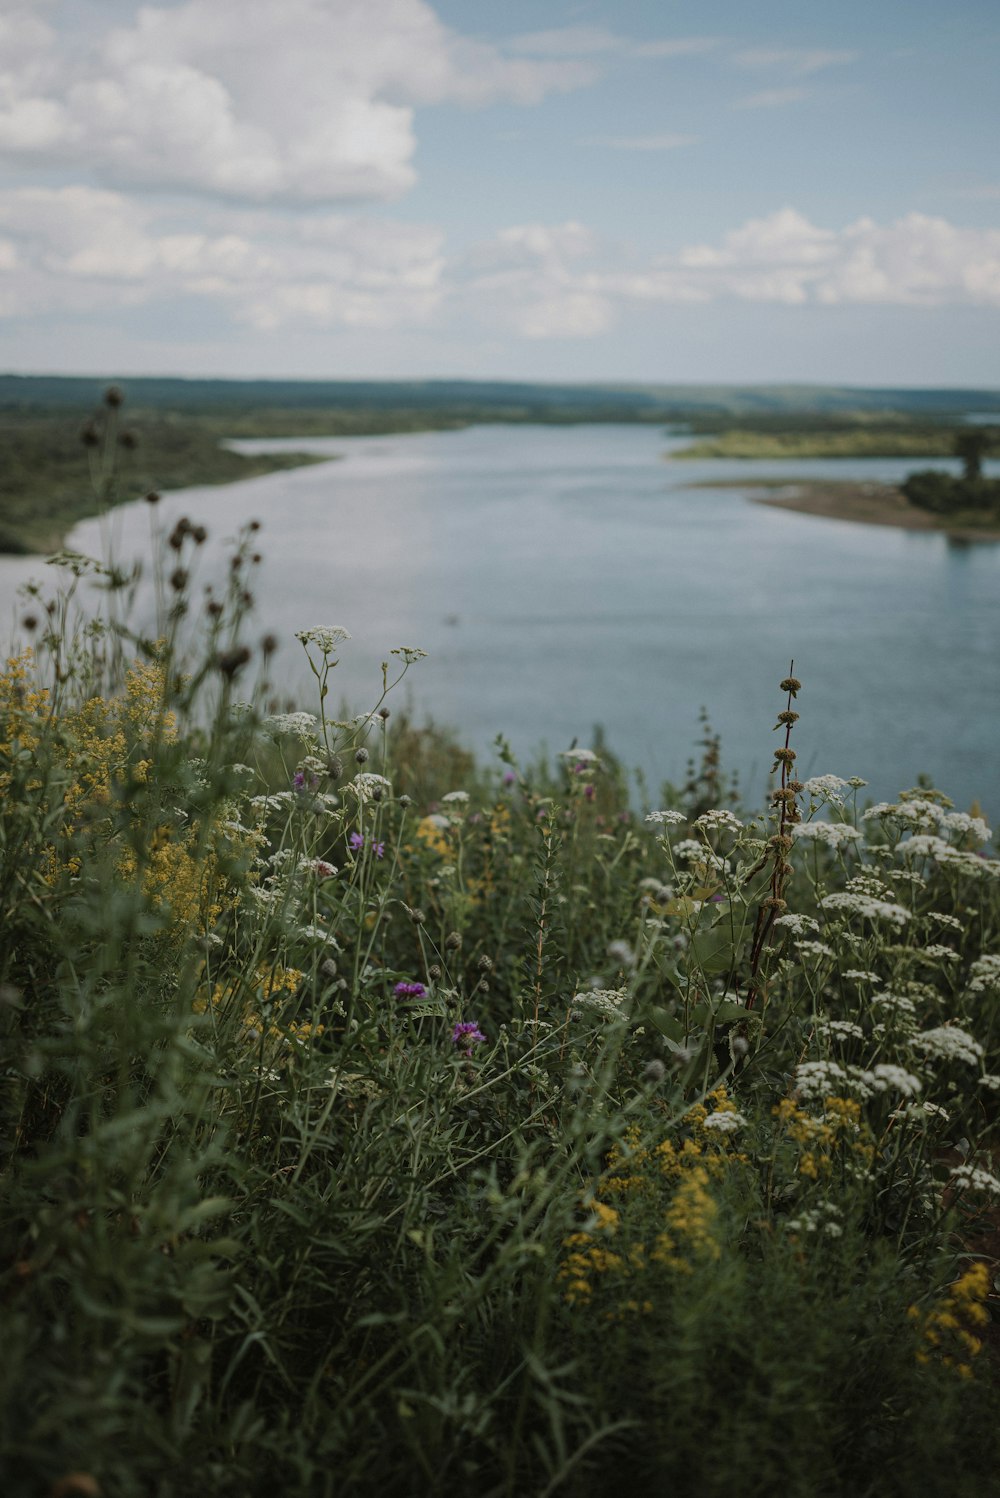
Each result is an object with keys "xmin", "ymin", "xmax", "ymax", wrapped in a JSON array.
[
  {"xmin": 169, "ymin": 568, "xmax": 188, "ymax": 592},
  {"xmin": 216, "ymin": 645, "xmax": 251, "ymax": 679},
  {"xmin": 477, "ymin": 954, "xmax": 493, "ymax": 972},
  {"xmin": 192, "ymin": 524, "xmax": 207, "ymax": 545},
  {"xmin": 445, "ymin": 931, "xmax": 462, "ymax": 951},
  {"xmin": 261, "ymin": 633, "xmax": 277, "ymax": 657},
  {"xmin": 145, "ymin": 490, "xmax": 160, "ymax": 505},
  {"xmin": 773, "ymin": 747, "xmax": 797, "ymax": 764},
  {"xmin": 776, "ymin": 710, "xmax": 799, "ymax": 726},
  {"xmin": 22, "ymin": 614, "xmax": 38, "ymax": 632},
  {"xmin": 104, "ymin": 384, "xmax": 124, "ymax": 408},
  {"xmin": 763, "ymin": 897, "xmax": 788, "ymax": 913},
  {"xmin": 118, "ymin": 428, "xmax": 137, "ymax": 450},
  {"xmin": 354, "ymin": 747, "xmax": 369, "ymax": 764},
  {"xmin": 326, "ymin": 756, "xmax": 344, "ymax": 781},
  {"xmin": 428, "ymin": 963, "xmax": 442, "ymax": 980},
  {"xmin": 409, "ymin": 907, "xmax": 426, "ymax": 925},
  {"xmin": 398, "ymin": 793, "xmax": 412, "ymax": 808},
  {"xmin": 779, "ymin": 676, "xmax": 802, "ymax": 696},
  {"xmin": 769, "ymin": 833, "xmax": 793, "ymax": 852},
  {"xmin": 320, "ymin": 958, "xmax": 338, "ymax": 981},
  {"xmin": 643, "ymin": 1059, "xmax": 667, "ymax": 1084},
  {"xmin": 207, "ymin": 600, "xmax": 223, "ymax": 618},
  {"xmin": 80, "ymin": 421, "xmax": 101, "ymax": 448}
]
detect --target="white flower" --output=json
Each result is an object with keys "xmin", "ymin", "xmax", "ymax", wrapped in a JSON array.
[
  {"xmin": 813, "ymin": 1019, "xmax": 865, "ymax": 1042},
  {"xmin": 898, "ymin": 835, "xmax": 952, "ymax": 860},
  {"xmin": 295, "ymin": 626, "xmax": 352, "ymax": 653},
  {"xmin": 793, "ymin": 1060, "xmax": 853, "ymax": 1100},
  {"xmin": 792, "ymin": 821, "xmax": 863, "ymax": 850},
  {"xmin": 802, "ymin": 775, "xmax": 851, "ymax": 804},
  {"xmin": 949, "ymin": 1163, "xmax": 1000, "ymax": 1200},
  {"xmin": 694, "ymin": 809, "xmax": 742, "ymax": 832},
  {"xmin": 939, "ymin": 811, "xmax": 991, "ymax": 843},
  {"xmin": 441, "ymin": 791, "xmax": 470, "ymax": 804},
  {"xmin": 560, "ymin": 747, "xmax": 599, "ymax": 763},
  {"xmin": 920, "ymin": 944, "xmax": 959, "ymax": 962},
  {"xmin": 843, "ymin": 970, "xmax": 881, "ymax": 984},
  {"xmin": 773, "ymin": 913, "xmax": 819, "ymax": 935},
  {"xmin": 820, "ymin": 892, "xmax": 910, "ymax": 926},
  {"xmin": 646, "ymin": 809, "xmax": 687, "ymax": 826},
  {"xmin": 978, "ymin": 1074, "xmax": 1000, "ymax": 1092},
  {"xmin": 786, "ymin": 1203, "xmax": 843, "ymax": 1237},
  {"xmin": 701, "ymin": 1110, "xmax": 747, "ymax": 1133},
  {"xmin": 573, "ymin": 988, "xmax": 628, "ymax": 1018},
  {"xmin": 869, "ymin": 1064, "xmax": 923, "ymax": 1098},
  {"xmin": 925, "ymin": 912, "xmax": 964, "ymax": 932},
  {"xmin": 911, "ymin": 1026, "xmax": 984, "ymax": 1066},
  {"xmin": 264, "ymin": 711, "xmax": 320, "ymax": 740},
  {"xmin": 607, "ymin": 939, "xmax": 636, "ymax": 969},
  {"xmin": 968, "ymin": 954, "xmax": 1000, "ymax": 995},
  {"xmin": 795, "ymin": 939, "xmax": 835, "ymax": 959},
  {"xmin": 347, "ymin": 773, "xmax": 392, "ymax": 802}
]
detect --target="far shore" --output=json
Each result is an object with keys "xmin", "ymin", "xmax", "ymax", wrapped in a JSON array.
[{"xmin": 693, "ymin": 478, "xmax": 1000, "ymax": 543}]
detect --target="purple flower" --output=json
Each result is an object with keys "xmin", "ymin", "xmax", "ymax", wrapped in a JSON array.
[
  {"xmin": 583, "ymin": 784, "xmax": 595, "ymax": 801},
  {"xmin": 394, "ymin": 981, "xmax": 427, "ymax": 999},
  {"xmin": 373, "ymin": 840, "xmax": 385, "ymax": 859},
  {"xmin": 349, "ymin": 831, "xmax": 365, "ymax": 851},
  {"xmin": 452, "ymin": 1020, "xmax": 486, "ymax": 1052},
  {"xmin": 502, "ymin": 770, "xmax": 516, "ymax": 786},
  {"xmin": 293, "ymin": 770, "xmax": 306, "ymax": 790}
]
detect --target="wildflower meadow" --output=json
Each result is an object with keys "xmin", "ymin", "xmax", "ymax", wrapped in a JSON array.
[{"xmin": 2, "ymin": 487, "xmax": 1000, "ymax": 1497}]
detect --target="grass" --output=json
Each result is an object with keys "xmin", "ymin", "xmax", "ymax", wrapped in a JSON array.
[
  {"xmin": 2, "ymin": 433, "xmax": 1000, "ymax": 1498},
  {"xmin": 670, "ymin": 427, "xmax": 963, "ymax": 460}
]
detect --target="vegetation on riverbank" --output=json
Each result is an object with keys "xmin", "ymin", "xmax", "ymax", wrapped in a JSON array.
[
  {"xmin": 670, "ymin": 424, "xmax": 964, "ymax": 461},
  {"xmin": 2, "ymin": 489, "xmax": 999, "ymax": 1495},
  {"xmin": 2, "ymin": 376, "xmax": 998, "ymax": 555}
]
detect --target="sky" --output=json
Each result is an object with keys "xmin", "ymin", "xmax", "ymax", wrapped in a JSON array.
[{"xmin": 1, "ymin": 0, "xmax": 999, "ymax": 385}]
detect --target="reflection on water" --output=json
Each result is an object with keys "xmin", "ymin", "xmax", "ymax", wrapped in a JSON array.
[{"xmin": 1, "ymin": 425, "xmax": 998, "ymax": 818}]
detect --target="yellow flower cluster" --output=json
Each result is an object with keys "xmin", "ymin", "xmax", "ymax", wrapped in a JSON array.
[
  {"xmin": 774, "ymin": 1095, "xmax": 873, "ymax": 1180},
  {"xmin": 909, "ymin": 1262, "xmax": 991, "ymax": 1379},
  {"xmin": 560, "ymin": 1092, "xmax": 741, "ymax": 1311}
]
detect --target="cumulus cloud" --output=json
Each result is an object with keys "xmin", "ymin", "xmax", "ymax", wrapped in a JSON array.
[
  {"xmin": 456, "ymin": 209, "xmax": 1000, "ymax": 336},
  {"xmin": 1, "ymin": 195, "xmax": 997, "ymax": 339},
  {"xmin": 0, "ymin": 185, "xmax": 446, "ymax": 327},
  {"xmin": 0, "ymin": 0, "xmax": 593, "ymax": 203}
]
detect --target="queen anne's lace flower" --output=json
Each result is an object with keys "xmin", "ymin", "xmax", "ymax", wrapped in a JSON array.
[
  {"xmin": 793, "ymin": 821, "xmax": 863, "ymax": 849},
  {"xmin": 820, "ymin": 892, "xmax": 910, "ymax": 926},
  {"xmin": 694, "ymin": 809, "xmax": 743, "ymax": 832},
  {"xmin": 295, "ymin": 627, "xmax": 352, "ymax": 653},
  {"xmin": 911, "ymin": 1026, "xmax": 984, "ymax": 1066},
  {"xmin": 701, "ymin": 1110, "xmax": 747, "ymax": 1133},
  {"xmin": 646, "ymin": 809, "xmax": 686, "ymax": 826},
  {"xmin": 949, "ymin": 1164, "xmax": 1000, "ymax": 1200}
]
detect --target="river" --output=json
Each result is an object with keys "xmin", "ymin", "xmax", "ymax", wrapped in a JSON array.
[{"xmin": 1, "ymin": 424, "xmax": 998, "ymax": 820}]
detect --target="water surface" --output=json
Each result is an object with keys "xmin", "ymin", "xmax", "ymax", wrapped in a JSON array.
[{"xmin": 2, "ymin": 425, "xmax": 998, "ymax": 819}]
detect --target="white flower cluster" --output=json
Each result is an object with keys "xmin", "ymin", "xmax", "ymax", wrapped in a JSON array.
[
  {"xmin": 441, "ymin": 790, "xmax": 470, "ymax": 805},
  {"xmin": 295, "ymin": 626, "xmax": 352, "ymax": 653},
  {"xmin": 802, "ymin": 774, "xmax": 852, "ymax": 803},
  {"xmin": 921, "ymin": 944, "xmax": 960, "ymax": 962},
  {"xmin": 939, "ymin": 810, "xmax": 991, "ymax": 843},
  {"xmin": 701, "ymin": 1110, "xmax": 748, "ymax": 1133},
  {"xmin": 694, "ymin": 808, "xmax": 743, "ymax": 832},
  {"xmin": 813, "ymin": 1018, "xmax": 865, "ymax": 1042},
  {"xmin": 949, "ymin": 1163, "xmax": 1000, "ymax": 1200},
  {"xmin": 773, "ymin": 913, "xmax": 819, "ymax": 935},
  {"xmin": 925, "ymin": 911, "xmax": 964, "ymax": 932},
  {"xmin": 346, "ymin": 773, "xmax": 393, "ymax": 802},
  {"xmin": 573, "ymin": 988, "xmax": 628, "ymax": 1018},
  {"xmin": 968, "ymin": 954, "xmax": 1000, "ymax": 995},
  {"xmin": 795, "ymin": 939, "xmax": 835, "ymax": 959},
  {"xmin": 560, "ymin": 747, "xmax": 600, "ymax": 764},
  {"xmin": 786, "ymin": 1202, "xmax": 844, "ymax": 1238},
  {"xmin": 843, "ymin": 969, "xmax": 881, "ymax": 984},
  {"xmin": 390, "ymin": 646, "xmax": 428, "ymax": 663},
  {"xmin": 793, "ymin": 821, "xmax": 864, "ymax": 850},
  {"xmin": 264, "ymin": 711, "xmax": 319, "ymax": 740},
  {"xmin": 646, "ymin": 809, "xmax": 686, "ymax": 826},
  {"xmin": 910, "ymin": 1025, "xmax": 984, "ymax": 1066},
  {"xmin": 820, "ymin": 891, "xmax": 910, "ymax": 926},
  {"xmin": 863, "ymin": 797, "xmax": 947, "ymax": 830},
  {"xmin": 979, "ymin": 1074, "xmax": 1000, "ymax": 1092},
  {"xmin": 794, "ymin": 1059, "xmax": 922, "ymax": 1101}
]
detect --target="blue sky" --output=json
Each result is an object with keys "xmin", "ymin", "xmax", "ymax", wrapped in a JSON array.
[{"xmin": 1, "ymin": 0, "xmax": 998, "ymax": 384}]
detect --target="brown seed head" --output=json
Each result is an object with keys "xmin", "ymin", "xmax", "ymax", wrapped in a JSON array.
[
  {"xmin": 445, "ymin": 931, "xmax": 462, "ymax": 951},
  {"xmin": 216, "ymin": 645, "xmax": 251, "ymax": 679},
  {"xmin": 779, "ymin": 676, "xmax": 802, "ymax": 696},
  {"xmin": 104, "ymin": 384, "xmax": 124, "ymax": 408}
]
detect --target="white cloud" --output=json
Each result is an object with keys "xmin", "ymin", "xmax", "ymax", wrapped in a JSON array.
[
  {"xmin": 0, "ymin": 185, "xmax": 446, "ymax": 327},
  {"xmin": 1, "ymin": 194, "xmax": 997, "ymax": 342},
  {"xmin": 732, "ymin": 48, "xmax": 856, "ymax": 76},
  {"xmin": 457, "ymin": 209, "xmax": 1000, "ymax": 335},
  {"xmin": 0, "ymin": 0, "xmax": 594, "ymax": 203}
]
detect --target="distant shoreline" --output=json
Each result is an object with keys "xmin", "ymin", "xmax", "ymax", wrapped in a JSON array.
[{"xmin": 707, "ymin": 478, "xmax": 1000, "ymax": 543}]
